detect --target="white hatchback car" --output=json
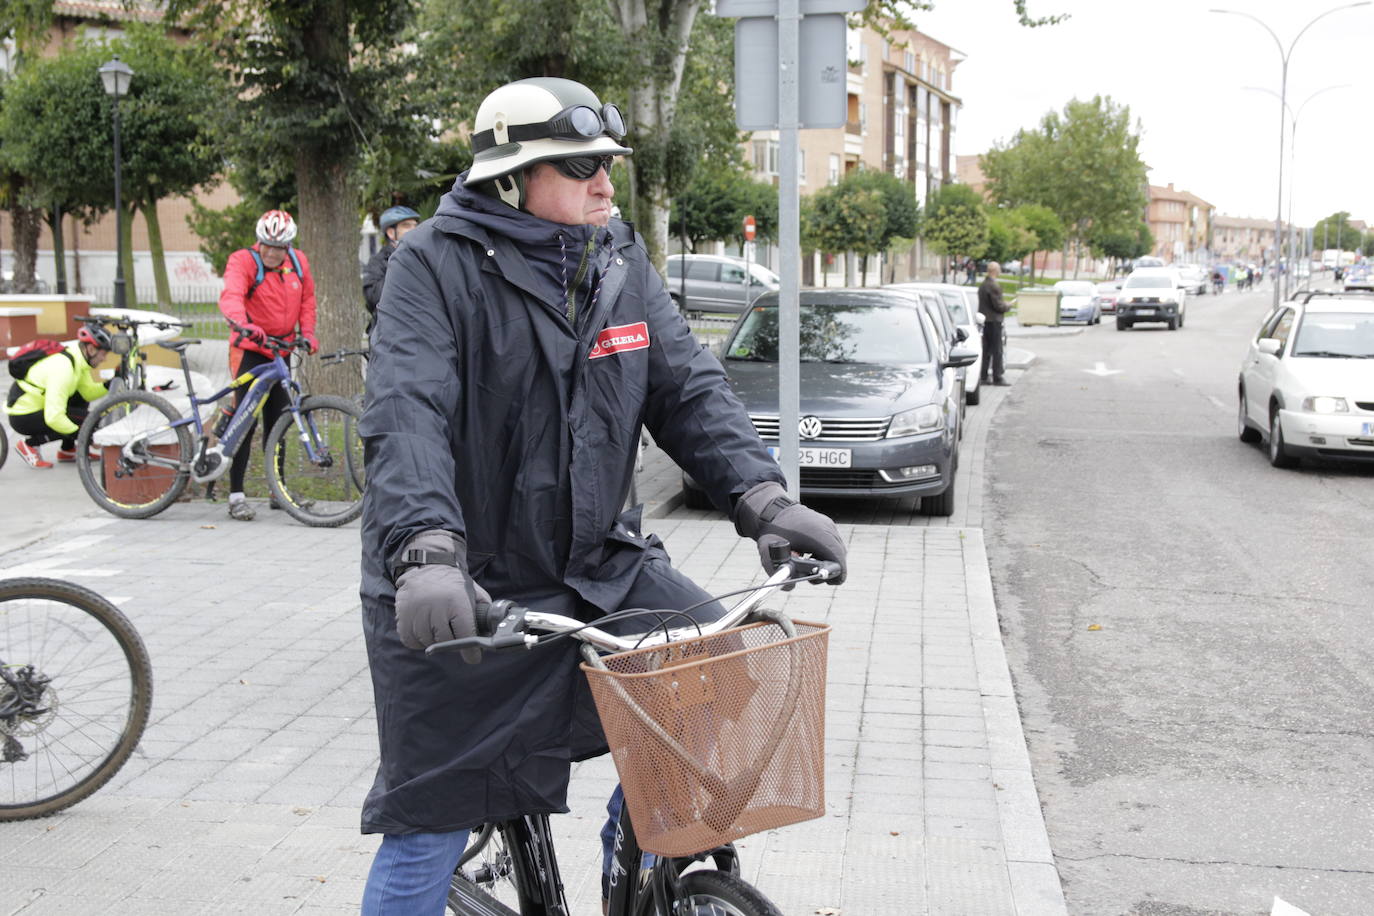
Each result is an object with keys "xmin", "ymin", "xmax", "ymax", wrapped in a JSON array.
[
  {"xmin": 886, "ymin": 282, "xmax": 985, "ymax": 404},
  {"xmin": 1238, "ymin": 292, "xmax": 1374, "ymax": 467}
]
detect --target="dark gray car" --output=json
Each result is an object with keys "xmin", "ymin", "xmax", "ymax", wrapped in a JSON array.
[{"xmin": 682, "ymin": 288, "xmax": 978, "ymax": 516}]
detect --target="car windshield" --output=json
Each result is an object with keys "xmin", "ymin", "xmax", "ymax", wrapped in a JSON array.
[
  {"xmin": 725, "ymin": 303, "xmax": 931, "ymax": 364},
  {"xmin": 1125, "ymin": 276, "xmax": 1171, "ymax": 289},
  {"xmin": 1054, "ymin": 282, "xmax": 1096, "ymax": 296},
  {"xmin": 1291, "ymin": 311, "xmax": 1374, "ymax": 358},
  {"xmin": 937, "ymin": 291, "xmax": 970, "ymax": 323}
]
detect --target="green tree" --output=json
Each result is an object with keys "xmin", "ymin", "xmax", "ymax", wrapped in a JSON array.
[
  {"xmin": 923, "ymin": 183, "xmax": 988, "ymax": 275},
  {"xmin": 1088, "ymin": 220, "xmax": 1151, "ymax": 275},
  {"xmin": 808, "ymin": 183, "xmax": 886, "ymax": 282},
  {"xmin": 1313, "ymin": 211, "xmax": 1360, "ymax": 251},
  {"xmin": 670, "ymin": 163, "xmax": 777, "ymax": 251},
  {"xmin": 1008, "ymin": 203, "xmax": 1062, "ymax": 281},
  {"xmin": 984, "ymin": 208, "xmax": 1036, "ymax": 267}
]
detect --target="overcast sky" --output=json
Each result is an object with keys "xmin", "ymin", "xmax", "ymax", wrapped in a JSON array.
[{"xmin": 911, "ymin": 0, "xmax": 1374, "ymax": 228}]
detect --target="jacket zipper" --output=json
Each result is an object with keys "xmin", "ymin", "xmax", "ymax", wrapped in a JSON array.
[{"xmin": 566, "ymin": 238, "xmax": 595, "ymax": 325}]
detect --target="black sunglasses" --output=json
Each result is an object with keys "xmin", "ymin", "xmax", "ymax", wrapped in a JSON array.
[
  {"xmin": 472, "ymin": 103, "xmax": 627, "ymax": 152},
  {"xmin": 549, "ymin": 155, "xmax": 614, "ymax": 181}
]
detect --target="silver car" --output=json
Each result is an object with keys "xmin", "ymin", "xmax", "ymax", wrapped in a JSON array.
[
  {"xmin": 682, "ymin": 289, "xmax": 978, "ymax": 516},
  {"xmin": 664, "ymin": 254, "xmax": 780, "ymax": 316},
  {"xmin": 886, "ymin": 282, "xmax": 985, "ymax": 405}
]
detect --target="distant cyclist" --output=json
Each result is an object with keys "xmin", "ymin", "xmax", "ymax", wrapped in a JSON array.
[
  {"xmin": 4, "ymin": 325, "xmax": 112, "ymax": 468},
  {"xmin": 216, "ymin": 209, "xmax": 318, "ymax": 521},
  {"xmin": 363, "ymin": 205, "xmax": 422, "ymax": 334}
]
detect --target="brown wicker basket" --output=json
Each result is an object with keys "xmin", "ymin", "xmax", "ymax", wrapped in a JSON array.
[{"xmin": 581, "ymin": 620, "xmax": 829, "ymax": 856}]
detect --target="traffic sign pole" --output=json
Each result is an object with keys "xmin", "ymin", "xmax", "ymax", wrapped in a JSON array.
[{"xmin": 777, "ymin": 0, "xmax": 800, "ymax": 501}]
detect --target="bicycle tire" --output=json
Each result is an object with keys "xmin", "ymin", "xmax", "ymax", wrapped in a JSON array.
[
  {"xmin": 0, "ymin": 421, "xmax": 7, "ymax": 470},
  {"xmin": 75, "ymin": 389, "xmax": 192, "ymax": 519},
  {"xmin": 264, "ymin": 394, "xmax": 364, "ymax": 528},
  {"xmin": 447, "ymin": 822, "xmax": 531, "ymax": 915},
  {"xmin": 640, "ymin": 870, "xmax": 782, "ymax": 916},
  {"xmin": 345, "ymin": 396, "xmax": 366, "ymax": 493},
  {"xmin": 0, "ymin": 577, "xmax": 152, "ymax": 821}
]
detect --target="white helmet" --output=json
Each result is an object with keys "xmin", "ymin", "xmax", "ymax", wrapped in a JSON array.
[
  {"xmin": 255, "ymin": 210, "xmax": 297, "ymax": 246},
  {"xmin": 465, "ymin": 78, "xmax": 632, "ymax": 205}
]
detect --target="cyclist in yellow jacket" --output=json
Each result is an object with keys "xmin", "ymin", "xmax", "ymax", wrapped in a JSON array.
[{"xmin": 4, "ymin": 326, "xmax": 112, "ymax": 468}]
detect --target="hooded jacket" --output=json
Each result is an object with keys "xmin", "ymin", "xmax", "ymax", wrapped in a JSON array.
[
  {"xmin": 218, "ymin": 244, "xmax": 317, "ymax": 356},
  {"xmin": 357, "ymin": 176, "xmax": 783, "ymax": 835}
]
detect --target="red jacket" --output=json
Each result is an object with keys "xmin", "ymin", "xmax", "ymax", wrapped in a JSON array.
[{"xmin": 218, "ymin": 244, "xmax": 317, "ymax": 356}]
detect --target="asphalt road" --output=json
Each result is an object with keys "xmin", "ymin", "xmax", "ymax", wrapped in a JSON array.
[{"xmin": 983, "ymin": 287, "xmax": 1374, "ymax": 914}]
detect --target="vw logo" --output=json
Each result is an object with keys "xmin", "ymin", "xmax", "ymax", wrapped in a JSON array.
[{"xmin": 798, "ymin": 416, "xmax": 823, "ymax": 440}]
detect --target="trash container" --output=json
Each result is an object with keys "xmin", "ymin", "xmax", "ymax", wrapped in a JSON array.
[{"xmin": 1015, "ymin": 288, "xmax": 1061, "ymax": 326}]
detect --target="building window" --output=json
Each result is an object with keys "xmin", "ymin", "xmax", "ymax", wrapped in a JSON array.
[
  {"xmin": 799, "ymin": 149, "xmax": 806, "ymax": 184},
  {"xmin": 883, "ymin": 38, "xmax": 891, "ymax": 59},
  {"xmin": 828, "ymin": 154, "xmax": 840, "ymax": 185},
  {"xmin": 860, "ymin": 102, "xmax": 867, "ymax": 133},
  {"xmin": 752, "ymin": 140, "xmax": 778, "ymax": 177},
  {"xmin": 905, "ymin": 51, "xmax": 916, "ymax": 73}
]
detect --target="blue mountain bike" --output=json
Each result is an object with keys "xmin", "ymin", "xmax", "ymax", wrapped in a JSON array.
[{"xmin": 73, "ymin": 326, "xmax": 364, "ymax": 527}]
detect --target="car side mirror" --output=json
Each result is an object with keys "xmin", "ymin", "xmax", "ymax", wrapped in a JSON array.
[
  {"xmin": 955, "ymin": 326, "xmax": 968, "ymax": 343},
  {"xmin": 942, "ymin": 347, "xmax": 979, "ymax": 369},
  {"xmin": 1257, "ymin": 337, "xmax": 1282, "ymax": 356}
]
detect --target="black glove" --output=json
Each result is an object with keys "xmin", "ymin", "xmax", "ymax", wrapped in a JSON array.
[
  {"xmin": 732, "ymin": 481, "xmax": 847, "ymax": 585},
  {"xmin": 390, "ymin": 530, "xmax": 491, "ymax": 660}
]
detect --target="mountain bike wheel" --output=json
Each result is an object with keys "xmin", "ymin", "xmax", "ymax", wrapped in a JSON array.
[
  {"xmin": 641, "ymin": 870, "xmax": 782, "ymax": 916},
  {"xmin": 265, "ymin": 394, "xmax": 364, "ymax": 528},
  {"xmin": 0, "ymin": 421, "xmax": 8, "ymax": 470},
  {"xmin": 75, "ymin": 389, "xmax": 192, "ymax": 519},
  {"xmin": 0, "ymin": 577, "xmax": 152, "ymax": 821},
  {"xmin": 448, "ymin": 821, "xmax": 541, "ymax": 915}
]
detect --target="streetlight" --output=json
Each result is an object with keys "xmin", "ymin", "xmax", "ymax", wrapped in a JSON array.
[
  {"xmin": 1243, "ymin": 83, "xmax": 1350, "ymax": 298},
  {"xmin": 1210, "ymin": 2, "xmax": 1370, "ymax": 308},
  {"xmin": 98, "ymin": 56, "xmax": 133, "ymax": 310}
]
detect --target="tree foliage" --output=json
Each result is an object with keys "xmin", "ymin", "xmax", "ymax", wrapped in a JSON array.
[
  {"xmin": 923, "ymin": 182, "xmax": 987, "ymax": 259},
  {"xmin": 1313, "ymin": 211, "xmax": 1361, "ymax": 251},
  {"xmin": 984, "ymin": 209, "xmax": 1035, "ymax": 265},
  {"xmin": 670, "ymin": 162, "xmax": 778, "ymax": 251},
  {"xmin": 807, "ymin": 183, "xmax": 887, "ymax": 260},
  {"xmin": 842, "ymin": 169, "xmax": 920, "ymax": 247}
]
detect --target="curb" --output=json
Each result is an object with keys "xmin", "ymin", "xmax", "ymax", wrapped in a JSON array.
[{"xmin": 1005, "ymin": 347, "xmax": 1036, "ymax": 371}]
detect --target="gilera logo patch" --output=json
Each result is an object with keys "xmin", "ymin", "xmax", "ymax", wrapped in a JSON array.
[{"xmin": 588, "ymin": 321, "xmax": 650, "ymax": 360}]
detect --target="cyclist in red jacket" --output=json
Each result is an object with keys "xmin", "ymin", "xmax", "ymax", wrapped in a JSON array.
[{"xmin": 216, "ymin": 209, "xmax": 319, "ymax": 521}]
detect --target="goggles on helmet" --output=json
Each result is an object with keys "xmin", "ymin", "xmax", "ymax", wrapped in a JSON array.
[
  {"xmin": 549, "ymin": 155, "xmax": 614, "ymax": 181},
  {"xmin": 472, "ymin": 103, "xmax": 627, "ymax": 153}
]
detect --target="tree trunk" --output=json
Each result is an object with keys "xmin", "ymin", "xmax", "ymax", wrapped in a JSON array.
[
  {"xmin": 611, "ymin": 0, "xmax": 703, "ymax": 273},
  {"xmin": 296, "ymin": 153, "xmax": 363, "ymax": 399},
  {"xmin": 119, "ymin": 203, "xmax": 140, "ymax": 308},
  {"xmin": 10, "ymin": 205, "xmax": 41, "ymax": 293},
  {"xmin": 71, "ymin": 218, "xmax": 83, "ymax": 293},
  {"xmin": 142, "ymin": 197, "xmax": 172, "ymax": 307},
  {"xmin": 1060, "ymin": 241, "xmax": 1069, "ymax": 280},
  {"xmin": 845, "ymin": 251, "xmax": 856, "ymax": 286},
  {"xmin": 48, "ymin": 203, "xmax": 67, "ymax": 294}
]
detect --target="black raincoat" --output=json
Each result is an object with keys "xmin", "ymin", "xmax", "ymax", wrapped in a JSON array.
[{"xmin": 358, "ymin": 176, "xmax": 783, "ymax": 835}]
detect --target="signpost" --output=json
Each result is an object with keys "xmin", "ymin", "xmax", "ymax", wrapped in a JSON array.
[
  {"xmin": 717, "ymin": 0, "xmax": 861, "ymax": 500},
  {"xmin": 743, "ymin": 214, "xmax": 757, "ymax": 308}
]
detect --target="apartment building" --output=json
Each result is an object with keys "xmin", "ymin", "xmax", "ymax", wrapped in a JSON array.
[
  {"xmin": 747, "ymin": 23, "xmax": 963, "ymax": 281},
  {"xmin": 1146, "ymin": 183, "xmax": 1214, "ymax": 264},
  {"xmin": 1211, "ymin": 215, "xmax": 1281, "ymax": 263}
]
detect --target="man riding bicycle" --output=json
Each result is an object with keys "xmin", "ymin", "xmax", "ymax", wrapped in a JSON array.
[{"xmin": 358, "ymin": 77, "xmax": 847, "ymax": 914}]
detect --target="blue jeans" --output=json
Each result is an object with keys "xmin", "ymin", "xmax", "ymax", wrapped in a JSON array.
[{"xmin": 364, "ymin": 786, "xmax": 650, "ymax": 913}]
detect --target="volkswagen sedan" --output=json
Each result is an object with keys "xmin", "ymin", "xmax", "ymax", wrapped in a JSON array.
[{"xmin": 681, "ymin": 289, "xmax": 978, "ymax": 516}]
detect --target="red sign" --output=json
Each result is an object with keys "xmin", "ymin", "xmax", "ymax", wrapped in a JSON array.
[
  {"xmin": 588, "ymin": 322, "xmax": 650, "ymax": 360},
  {"xmin": 743, "ymin": 215, "xmax": 756, "ymax": 241}
]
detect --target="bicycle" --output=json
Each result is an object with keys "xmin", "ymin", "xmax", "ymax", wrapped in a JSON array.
[
  {"xmin": 319, "ymin": 346, "xmax": 369, "ymax": 493},
  {"xmin": 74, "ymin": 312, "xmax": 189, "ymax": 394},
  {"xmin": 427, "ymin": 548, "xmax": 837, "ymax": 916},
  {"xmin": 0, "ymin": 577, "xmax": 152, "ymax": 821},
  {"xmin": 73, "ymin": 324, "xmax": 365, "ymax": 527},
  {"xmin": 0, "ymin": 420, "xmax": 7, "ymax": 470}
]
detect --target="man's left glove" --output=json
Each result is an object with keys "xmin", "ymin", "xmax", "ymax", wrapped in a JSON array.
[
  {"xmin": 733, "ymin": 481, "xmax": 847, "ymax": 584},
  {"xmin": 302, "ymin": 332, "xmax": 319, "ymax": 355},
  {"xmin": 390, "ymin": 530, "xmax": 491, "ymax": 661}
]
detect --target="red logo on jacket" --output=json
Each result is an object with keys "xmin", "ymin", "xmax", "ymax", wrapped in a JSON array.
[{"xmin": 588, "ymin": 322, "xmax": 650, "ymax": 359}]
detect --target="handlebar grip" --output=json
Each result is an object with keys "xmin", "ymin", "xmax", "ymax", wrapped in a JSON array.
[{"xmin": 767, "ymin": 540, "xmax": 791, "ymax": 570}]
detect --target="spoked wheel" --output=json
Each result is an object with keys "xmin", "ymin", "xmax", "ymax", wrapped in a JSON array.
[
  {"xmin": 75, "ymin": 390, "xmax": 193, "ymax": 519},
  {"xmin": 639, "ymin": 870, "xmax": 783, "ymax": 916},
  {"xmin": 265, "ymin": 395, "xmax": 364, "ymax": 527},
  {"xmin": 0, "ymin": 577, "xmax": 152, "ymax": 821},
  {"xmin": 448, "ymin": 822, "xmax": 539, "ymax": 914},
  {"xmin": 0, "ymin": 422, "xmax": 8, "ymax": 470}
]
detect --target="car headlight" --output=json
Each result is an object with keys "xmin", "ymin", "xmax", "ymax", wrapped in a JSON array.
[
  {"xmin": 1300, "ymin": 396, "xmax": 1349, "ymax": 414},
  {"xmin": 888, "ymin": 404, "xmax": 944, "ymax": 437}
]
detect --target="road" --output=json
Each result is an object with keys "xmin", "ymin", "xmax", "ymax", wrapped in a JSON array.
[{"xmin": 983, "ymin": 287, "xmax": 1374, "ymax": 914}]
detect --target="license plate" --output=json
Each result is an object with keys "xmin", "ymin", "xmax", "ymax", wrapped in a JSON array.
[
  {"xmin": 1136, "ymin": 308, "xmax": 1155, "ymax": 315},
  {"xmin": 767, "ymin": 446, "xmax": 852, "ymax": 468},
  {"xmin": 1363, "ymin": 422, "xmax": 1374, "ymax": 435}
]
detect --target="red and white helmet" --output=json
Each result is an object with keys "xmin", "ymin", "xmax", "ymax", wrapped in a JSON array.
[{"xmin": 255, "ymin": 210, "xmax": 297, "ymax": 247}]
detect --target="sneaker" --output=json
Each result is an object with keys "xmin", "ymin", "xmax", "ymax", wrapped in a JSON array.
[
  {"xmin": 228, "ymin": 500, "xmax": 256, "ymax": 521},
  {"xmin": 15, "ymin": 441, "xmax": 53, "ymax": 469},
  {"xmin": 270, "ymin": 495, "xmax": 315, "ymax": 511},
  {"xmin": 56, "ymin": 447, "xmax": 101, "ymax": 463}
]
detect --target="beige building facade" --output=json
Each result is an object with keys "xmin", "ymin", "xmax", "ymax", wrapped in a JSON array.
[{"xmin": 1146, "ymin": 183, "xmax": 1214, "ymax": 265}]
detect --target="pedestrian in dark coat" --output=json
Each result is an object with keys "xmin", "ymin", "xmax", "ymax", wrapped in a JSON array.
[
  {"xmin": 358, "ymin": 77, "xmax": 848, "ymax": 915},
  {"xmin": 362, "ymin": 205, "xmax": 421, "ymax": 335},
  {"xmin": 978, "ymin": 261, "xmax": 1010, "ymax": 385}
]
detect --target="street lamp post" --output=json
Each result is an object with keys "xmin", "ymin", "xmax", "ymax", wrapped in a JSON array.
[
  {"xmin": 1210, "ymin": 2, "xmax": 1370, "ymax": 308},
  {"xmin": 98, "ymin": 56, "xmax": 134, "ymax": 310}
]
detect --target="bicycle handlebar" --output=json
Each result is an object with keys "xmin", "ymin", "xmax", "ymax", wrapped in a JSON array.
[
  {"xmin": 227, "ymin": 320, "xmax": 305, "ymax": 354},
  {"xmin": 425, "ymin": 551, "xmax": 841, "ymax": 660},
  {"xmin": 320, "ymin": 347, "xmax": 370, "ymax": 365},
  {"xmin": 74, "ymin": 314, "xmax": 190, "ymax": 333}
]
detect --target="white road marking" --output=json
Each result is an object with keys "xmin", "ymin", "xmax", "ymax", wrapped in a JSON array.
[
  {"xmin": 1207, "ymin": 395, "xmax": 1228, "ymax": 411},
  {"xmin": 1272, "ymin": 897, "xmax": 1311, "ymax": 916},
  {"xmin": 1082, "ymin": 362, "xmax": 1123, "ymax": 377},
  {"xmin": 1171, "ymin": 368, "xmax": 1185, "ymax": 377}
]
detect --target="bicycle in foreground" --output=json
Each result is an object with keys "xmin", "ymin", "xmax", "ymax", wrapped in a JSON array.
[
  {"xmin": 0, "ymin": 577, "xmax": 152, "ymax": 821},
  {"xmin": 74, "ymin": 324, "xmax": 364, "ymax": 527},
  {"xmin": 428, "ymin": 546, "xmax": 837, "ymax": 916}
]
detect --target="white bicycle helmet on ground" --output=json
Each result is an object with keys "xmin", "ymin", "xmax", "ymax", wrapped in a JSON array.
[
  {"xmin": 256, "ymin": 210, "xmax": 297, "ymax": 247},
  {"xmin": 465, "ymin": 78, "xmax": 632, "ymax": 207}
]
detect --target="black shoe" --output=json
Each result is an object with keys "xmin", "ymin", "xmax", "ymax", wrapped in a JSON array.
[{"xmin": 992, "ymin": 379, "xmax": 1011, "ymax": 387}]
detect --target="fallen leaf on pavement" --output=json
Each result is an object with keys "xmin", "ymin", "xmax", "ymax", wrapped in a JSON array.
[
  {"xmin": 201, "ymin": 525, "xmax": 216, "ymax": 529},
  {"xmin": 1087, "ymin": 624, "xmax": 1102, "ymax": 631}
]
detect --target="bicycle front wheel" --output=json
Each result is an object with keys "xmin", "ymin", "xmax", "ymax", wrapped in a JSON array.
[
  {"xmin": 641, "ymin": 870, "xmax": 782, "ymax": 916},
  {"xmin": 0, "ymin": 577, "xmax": 153, "ymax": 821},
  {"xmin": 265, "ymin": 394, "xmax": 364, "ymax": 528},
  {"xmin": 0, "ymin": 421, "xmax": 8, "ymax": 470},
  {"xmin": 76, "ymin": 389, "xmax": 193, "ymax": 519},
  {"xmin": 448, "ymin": 822, "xmax": 536, "ymax": 914}
]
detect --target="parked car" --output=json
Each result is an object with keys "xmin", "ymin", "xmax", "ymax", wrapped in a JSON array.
[
  {"xmin": 1093, "ymin": 281, "xmax": 1121, "ymax": 314},
  {"xmin": 1117, "ymin": 268, "xmax": 1187, "ymax": 330},
  {"xmin": 999, "ymin": 260, "xmax": 1028, "ymax": 276},
  {"xmin": 681, "ymin": 289, "xmax": 978, "ymax": 515},
  {"xmin": 886, "ymin": 282, "xmax": 981, "ymax": 406},
  {"xmin": 1238, "ymin": 291, "xmax": 1374, "ymax": 467},
  {"xmin": 664, "ymin": 254, "xmax": 780, "ymax": 316},
  {"xmin": 1131, "ymin": 256, "xmax": 1166, "ymax": 270},
  {"xmin": 1053, "ymin": 280, "xmax": 1101, "ymax": 324},
  {"xmin": 1176, "ymin": 265, "xmax": 1208, "ymax": 295}
]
